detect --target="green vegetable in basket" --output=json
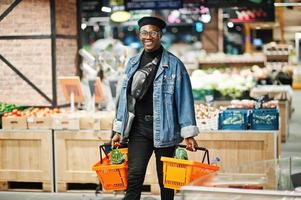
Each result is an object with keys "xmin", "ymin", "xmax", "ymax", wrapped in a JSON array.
[
  {"xmin": 174, "ymin": 147, "xmax": 188, "ymax": 160},
  {"xmin": 110, "ymin": 148, "xmax": 125, "ymax": 164}
]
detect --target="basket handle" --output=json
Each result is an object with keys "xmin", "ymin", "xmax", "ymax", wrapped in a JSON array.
[
  {"xmin": 99, "ymin": 143, "xmax": 111, "ymax": 164},
  {"xmin": 177, "ymin": 144, "xmax": 211, "ymax": 164}
]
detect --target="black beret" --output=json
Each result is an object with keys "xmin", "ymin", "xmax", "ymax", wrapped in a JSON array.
[{"xmin": 138, "ymin": 16, "xmax": 166, "ymax": 30}]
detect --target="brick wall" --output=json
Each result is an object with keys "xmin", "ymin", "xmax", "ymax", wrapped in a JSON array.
[
  {"xmin": 0, "ymin": 40, "xmax": 52, "ymax": 106},
  {"xmin": 0, "ymin": 0, "xmax": 51, "ymax": 35},
  {"xmin": 0, "ymin": 0, "xmax": 78, "ymax": 106},
  {"xmin": 56, "ymin": 0, "xmax": 77, "ymax": 35},
  {"xmin": 56, "ymin": 39, "xmax": 78, "ymax": 105}
]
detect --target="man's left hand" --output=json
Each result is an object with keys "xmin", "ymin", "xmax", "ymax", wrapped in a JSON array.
[{"xmin": 184, "ymin": 137, "xmax": 198, "ymax": 152}]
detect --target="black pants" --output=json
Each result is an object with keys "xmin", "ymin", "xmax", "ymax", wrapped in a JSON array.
[{"xmin": 123, "ymin": 134, "xmax": 175, "ymax": 200}]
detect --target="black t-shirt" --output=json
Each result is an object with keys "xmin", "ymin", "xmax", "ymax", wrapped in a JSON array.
[{"xmin": 130, "ymin": 46, "xmax": 163, "ymax": 140}]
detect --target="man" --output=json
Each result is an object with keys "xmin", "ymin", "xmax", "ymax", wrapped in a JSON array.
[{"xmin": 111, "ymin": 16, "xmax": 199, "ymax": 200}]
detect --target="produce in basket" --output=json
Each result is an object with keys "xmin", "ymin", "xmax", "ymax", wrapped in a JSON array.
[
  {"xmin": 110, "ymin": 148, "xmax": 126, "ymax": 164},
  {"xmin": 174, "ymin": 147, "xmax": 188, "ymax": 160}
]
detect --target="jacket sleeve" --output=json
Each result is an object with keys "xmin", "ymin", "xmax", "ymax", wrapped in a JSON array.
[
  {"xmin": 112, "ymin": 61, "xmax": 132, "ymax": 135},
  {"xmin": 112, "ymin": 80, "xmax": 125, "ymax": 135},
  {"xmin": 175, "ymin": 61, "xmax": 199, "ymax": 138}
]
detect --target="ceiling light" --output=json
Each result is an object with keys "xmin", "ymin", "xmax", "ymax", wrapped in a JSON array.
[
  {"xmin": 101, "ymin": 6, "xmax": 112, "ymax": 13},
  {"xmin": 110, "ymin": 11, "xmax": 131, "ymax": 23},
  {"xmin": 227, "ymin": 22, "xmax": 234, "ymax": 28},
  {"xmin": 81, "ymin": 23, "xmax": 87, "ymax": 30}
]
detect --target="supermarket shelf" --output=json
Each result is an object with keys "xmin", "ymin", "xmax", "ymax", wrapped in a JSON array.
[{"xmin": 199, "ymin": 61, "xmax": 265, "ymax": 68}]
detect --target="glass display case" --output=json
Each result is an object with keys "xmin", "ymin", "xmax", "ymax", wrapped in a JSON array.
[{"xmin": 180, "ymin": 157, "xmax": 301, "ymax": 200}]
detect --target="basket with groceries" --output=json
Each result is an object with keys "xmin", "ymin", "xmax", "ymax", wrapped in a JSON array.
[
  {"xmin": 161, "ymin": 144, "xmax": 220, "ymax": 190},
  {"xmin": 92, "ymin": 143, "xmax": 128, "ymax": 191}
]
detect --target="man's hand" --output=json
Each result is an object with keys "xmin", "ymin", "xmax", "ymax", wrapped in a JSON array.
[
  {"xmin": 111, "ymin": 133, "xmax": 122, "ymax": 148},
  {"xmin": 184, "ymin": 137, "xmax": 198, "ymax": 152}
]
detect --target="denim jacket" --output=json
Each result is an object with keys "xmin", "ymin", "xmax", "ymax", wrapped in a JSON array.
[{"xmin": 113, "ymin": 48, "xmax": 199, "ymax": 147}]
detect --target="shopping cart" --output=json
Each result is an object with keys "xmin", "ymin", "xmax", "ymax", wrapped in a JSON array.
[
  {"xmin": 161, "ymin": 144, "xmax": 220, "ymax": 190},
  {"xmin": 92, "ymin": 144, "xmax": 128, "ymax": 191}
]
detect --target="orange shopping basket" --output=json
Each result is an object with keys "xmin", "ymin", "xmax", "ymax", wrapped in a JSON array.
[
  {"xmin": 161, "ymin": 144, "xmax": 219, "ymax": 190},
  {"xmin": 92, "ymin": 144, "xmax": 128, "ymax": 191}
]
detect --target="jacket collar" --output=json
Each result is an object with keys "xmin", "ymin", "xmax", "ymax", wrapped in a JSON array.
[
  {"xmin": 130, "ymin": 46, "xmax": 169, "ymax": 69},
  {"xmin": 160, "ymin": 48, "xmax": 169, "ymax": 68}
]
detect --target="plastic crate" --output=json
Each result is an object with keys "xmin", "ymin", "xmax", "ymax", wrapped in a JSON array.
[
  {"xmin": 161, "ymin": 145, "xmax": 219, "ymax": 190},
  {"xmin": 251, "ymin": 108, "xmax": 279, "ymax": 130},
  {"xmin": 218, "ymin": 109, "xmax": 250, "ymax": 130},
  {"xmin": 92, "ymin": 147, "xmax": 128, "ymax": 191}
]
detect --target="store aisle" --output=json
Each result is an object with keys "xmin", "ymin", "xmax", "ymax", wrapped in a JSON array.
[
  {"xmin": 281, "ymin": 90, "xmax": 301, "ymax": 158},
  {"xmin": 0, "ymin": 191, "xmax": 181, "ymax": 200},
  {"xmin": 1, "ymin": 92, "xmax": 300, "ymax": 200}
]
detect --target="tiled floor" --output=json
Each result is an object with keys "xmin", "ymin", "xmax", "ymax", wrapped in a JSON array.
[
  {"xmin": 0, "ymin": 91, "xmax": 300, "ymax": 200},
  {"xmin": 281, "ymin": 91, "xmax": 301, "ymax": 158},
  {"xmin": 0, "ymin": 191, "xmax": 182, "ymax": 200}
]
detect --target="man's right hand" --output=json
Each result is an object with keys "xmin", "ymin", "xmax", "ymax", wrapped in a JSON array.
[{"xmin": 111, "ymin": 133, "xmax": 122, "ymax": 148}]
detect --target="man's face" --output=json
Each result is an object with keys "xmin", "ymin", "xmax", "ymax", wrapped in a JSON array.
[{"xmin": 139, "ymin": 25, "xmax": 162, "ymax": 52}]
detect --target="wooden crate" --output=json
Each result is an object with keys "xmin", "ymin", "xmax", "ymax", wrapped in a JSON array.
[
  {"xmin": 79, "ymin": 116, "xmax": 96, "ymax": 130},
  {"xmin": 2, "ymin": 117, "xmax": 27, "ymax": 130},
  {"xmin": 55, "ymin": 130, "xmax": 111, "ymax": 192},
  {"xmin": 54, "ymin": 130, "xmax": 277, "ymax": 192},
  {"xmin": 278, "ymin": 101, "xmax": 289, "ymax": 143},
  {"xmin": 134, "ymin": 130, "xmax": 279, "ymax": 191},
  {"xmin": 188, "ymin": 131, "xmax": 278, "ymax": 189},
  {"xmin": 0, "ymin": 130, "xmax": 52, "ymax": 191},
  {"xmin": 27, "ymin": 117, "xmax": 52, "ymax": 130},
  {"xmin": 190, "ymin": 131, "xmax": 278, "ymax": 172},
  {"xmin": 55, "ymin": 130, "xmax": 160, "ymax": 193},
  {"xmin": 95, "ymin": 111, "xmax": 115, "ymax": 130},
  {"xmin": 52, "ymin": 114, "xmax": 80, "ymax": 130},
  {"xmin": 213, "ymin": 100, "xmax": 284, "ymax": 149}
]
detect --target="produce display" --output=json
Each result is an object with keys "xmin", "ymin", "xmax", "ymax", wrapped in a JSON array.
[
  {"xmin": 190, "ymin": 69, "xmax": 255, "ymax": 100},
  {"xmin": 2, "ymin": 107, "xmax": 61, "ymax": 117},
  {"xmin": 0, "ymin": 103, "xmax": 28, "ymax": 114},
  {"xmin": 229, "ymin": 99, "xmax": 278, "ymax": 109},
  {"xmin": 0, "ymin": 103, "xmax": 28, "ymax": 129},
  {"xmin": 195, "ymin": 103, "xmax": 221, "ymax": 130},
  {"xmin": 190, "ymin": 62, "xmax": 293, "ymax": 100},
  {"xmin": 1, "ymin": 106, "xmax": 115, "ymax": 130},
  {"xmin": 0, "ymin": 103, "xmax": 17, "ymax": 113}
]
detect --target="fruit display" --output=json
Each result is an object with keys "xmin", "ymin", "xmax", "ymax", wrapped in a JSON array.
[
  {"xmin": 262, "ymin": 100, "xmax": 278, "ymax": 108},
  {"xmin": 229, "ymin": 99, "xmax": 255, "ymax": 109},
  {"xmin": 2, "ymin": 107, "xmax": 61, "ymax": 118},
  {"xmin": 229, "ymin": 99, "xmax": 278, "ymax": 109},
  {"xmin": 1, "ymin": 106, "xmax": 115, "ymax": 131},
  {"xmin": 195, "ymin": 103, "xmax": 221, "ymax": 130}
]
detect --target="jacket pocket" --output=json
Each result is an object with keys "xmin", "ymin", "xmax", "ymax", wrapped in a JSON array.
[{"xmin": 162, "ymin": 75, "xmax": 175, "ymax": 105}]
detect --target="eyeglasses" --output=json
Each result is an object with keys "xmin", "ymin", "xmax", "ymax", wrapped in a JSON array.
[{"xmin": 139, "ymin": 30, "xmax": 161, "ymax": 38}]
